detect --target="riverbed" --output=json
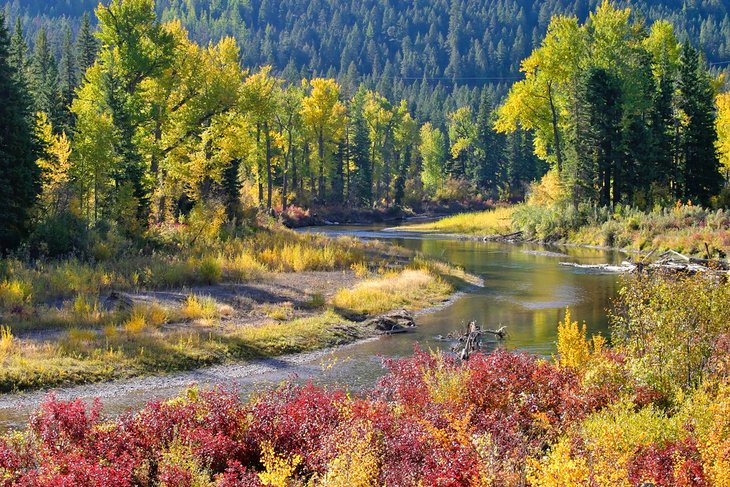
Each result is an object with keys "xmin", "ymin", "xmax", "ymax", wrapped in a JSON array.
[{"xmin": 0, "ymin": 225, "xmax": 622, "ymax": 430}]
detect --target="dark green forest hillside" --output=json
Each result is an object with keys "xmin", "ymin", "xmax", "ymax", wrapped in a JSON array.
[{"xmin": 4, "ymin": 0, "xmax": 729, "ymax": 121}]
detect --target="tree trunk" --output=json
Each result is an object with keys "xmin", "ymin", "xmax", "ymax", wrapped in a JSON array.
[
  {"xmin": 256, "ymin": 123, "xmax": 263, "ymax": 206},
  {"xmin": 318, "ymin": 130, "xmax": 325, "ymax": 202},
  {"xmin": 265, "ymin": 121, "xmax": 273, "ymax": 210},
  {"xmin": 547, "ymin": 81, "xmax": 564, "ymax": 173}
]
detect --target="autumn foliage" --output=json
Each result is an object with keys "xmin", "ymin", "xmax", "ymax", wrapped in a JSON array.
[{"xmin": 2, "ymin": 271, "xmax": 729, "ymax": 485}]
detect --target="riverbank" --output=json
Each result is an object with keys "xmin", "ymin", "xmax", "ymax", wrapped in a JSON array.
[
  {"xmin": 0, "ymin": 225, "xmax": 478, "ymax": 393},
  {"xmin": 400, "ymin": 203, "xmax": 730, "ymax": 258}
]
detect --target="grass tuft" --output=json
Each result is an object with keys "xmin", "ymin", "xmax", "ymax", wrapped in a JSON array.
[
  {"xmin": 181, "ymin": 295, "xmax": 220, "ymax": 324},
  {"xmin": 0, "ymin": 325, "xmax": 14, "ymax": 360}
]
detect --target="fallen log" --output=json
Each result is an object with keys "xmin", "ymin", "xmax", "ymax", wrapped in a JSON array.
[{"xmin": 483, "ymin": 231, "xmax": 523, "ymax": 242}]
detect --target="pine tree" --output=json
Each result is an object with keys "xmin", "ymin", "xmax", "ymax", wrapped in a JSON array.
[
  {"xmin": 76, "ymin": 12, "xmax": 97, "ymax": 79},
  {"xmin": 351, "ymin": 90, "xmax": 372, "ymax": 207},
  {"xmin": 473, "ymin": 90, "xmax": 505, "ymax": 196},
  {"xmin": 29, "ymin": 28, "xmax": 60, "ymax": 123},
  {"xmin": 57, "ymin": 22, "xmax": 77, "ymax": 132},
  {"xmin": 573, "ymin": 67, "xmax": 623, "ymax": 206},
  {"xmin": 678, "ymin": 42, "xmax": 721, "ymax": 205},
  {"xmin": 8, "ymin": 18, "xmax": 26, "ymax": 84},
  {"xmin": 0, "ymin": 13, "xmax": 41, "ymax": 252},
  {"xmin": 650, "ymin": 65, "xmax": 675, "ymax": 194}
]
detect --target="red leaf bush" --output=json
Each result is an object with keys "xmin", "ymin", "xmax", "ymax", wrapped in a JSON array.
[{"xmin": 0, "ymin": 348, "xmax": 722, "ymax": 486}]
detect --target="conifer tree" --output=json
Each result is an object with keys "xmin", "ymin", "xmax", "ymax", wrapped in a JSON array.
[
  {"xmin": 76, "ymin": 12, "xmax": 97, "ymax": 79},
  {"xmin": 350, "ymin": 89, "xmax": 372, "ymax": 206},
  {"xmin": 29, "ymin": 28, "xmax": 60, "ymax": 123},
  {"xmin": 0, "ymin": 14, "xmax": 41, "ymax": 252},
  {"xmin": 8, "ymin": 18, "xmax": 26, "ymax": 83},
  {"xmin": 678, "ymin": 42, "xmax": 721, "ymax": 205},
  {"xmin": 57, "ymin": 22, "xmax": 77, "ymax": 132}
]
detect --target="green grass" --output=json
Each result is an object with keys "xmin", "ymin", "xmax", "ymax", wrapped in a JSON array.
[{"xmin": 402, "ymin": 207, "xmax": 515, "ymax": 235}]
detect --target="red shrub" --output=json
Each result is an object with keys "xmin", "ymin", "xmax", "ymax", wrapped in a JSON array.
[
  {"xmin": 246, "ymin": 383, "xmax": 346, "ymax": 473},
  {"xmin": 628, "ymin": 438, "xmax": 707, "ymax": 487}
]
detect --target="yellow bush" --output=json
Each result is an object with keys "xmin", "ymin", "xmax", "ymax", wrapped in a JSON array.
[
  {"xmin": 350, "ymin": 262, "xmax": 369, "ymax": 278},
  {"xmin": 123, "ymin": 310, "xmax": 148, "ymax": 334},
  {"xmin": 557, "ymin": 308, "xmax": 591, "ymax": 369},
  {"xmin": 322, "ymin": 426, "xmax": 380, "ymax": 487},
  {"xmin": 527, "ymin": 438, "xmax": 589, "ymax": 487},
  {"xmin": 160, "ymin": 440, "xmax": 212, "ymax": 487},
  {"xmin": 258, "ymin": 442, "xmax": 301, "ymax": 487},
  {"xmin": 223, "ymin": 252, "xmax": 266, "ymax": 281},
  {"xmin": 0, "ymin": 279, "xmax": 33, "ymax": 310},
  {"xmin": 72, "ymin": 294, "xmax": 100, "ymax": 319},
  {"xmin": 424, "ymin": 354, "xmax": 470, "ymax": 405},
  {"xmin": 403, "ymin": 207, "xmax": 514, "ymax": 235},
  {"xmin": 527, "ymin": 170, "xmax": 568, "ymax": 207},
  {"xmin": 263, "ymin": 303, "xmax": 294, "ymax": 321}
]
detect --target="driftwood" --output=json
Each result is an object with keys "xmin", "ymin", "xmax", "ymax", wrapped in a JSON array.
[
  {"xmin": 367, "ymin": 309, "xmax": 416, "ymax": 335},
  {"xmin": 444, "ymin": 321, "xmax": 507, "ymax": 360},
  {"xmin": 560, "ymin": 248, "xmax": 729, "ymax": 275}
]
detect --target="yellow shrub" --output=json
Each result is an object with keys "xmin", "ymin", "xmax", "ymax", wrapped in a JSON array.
[
  {"xmin": 322, "ymin": 426, "xmax": 380, "ymax": 487},
  {"xmin": 557, "ymin": 308, "xmax": 590, "ymax": 369},
  {"xmin": 224, "ymin": 252, "xmax": 267, "ymax": 281},
  {"xmin": 333, "ymin": 269, "xmax": 450, "ymax": 315},
  {"xmin": 160, "ymin": 440, "xmax": 212, "ymax": 487},
  {"xmin": 72, "ymin": 294, "xmax": 99, "ymax": 319},
  {"xmin": 0, "ymin": 279, "xmax": 33, "ymax": 310},
  {"xmin": 258, "ymin": 442, "xmax": 301, "ymax": 487},
  {"xmin": 403, "ymin": 207, "xmax": 514, "ymax": 235},
  {"xmin": 350, "ymin": 262, "xmax": 369, "ymax": 278},
  {"xmin": 424, "ymin": 355, "xmax": 470, "ymax": 405},
  {"xmin": 527, "ymin": 170, "xmax": 568, "ymax": 207},
  {"xmin": 146, "ymin": 302, "xmax": 169, "ymax": 327},
  {"xmin": 527, "ymin": 438, "xmax": 590, "ymax": 487},
  {"xmin": 263, "ymin": 303, "xmax": 294, "ymax": 321}
]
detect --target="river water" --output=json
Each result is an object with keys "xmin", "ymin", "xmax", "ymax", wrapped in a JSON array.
[{"xmin": 0, "ymin": 226, "xmax": 622, "ymax": 430}]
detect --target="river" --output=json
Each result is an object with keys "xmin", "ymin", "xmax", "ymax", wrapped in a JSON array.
[{"xmin": 0, "ymin": 225, "xmax": 622, "ymax": 430}]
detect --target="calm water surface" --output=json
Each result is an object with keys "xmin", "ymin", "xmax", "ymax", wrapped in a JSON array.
[{"xmin": 0, "ymin": 225, "xmax": 622, "ymax": 430}]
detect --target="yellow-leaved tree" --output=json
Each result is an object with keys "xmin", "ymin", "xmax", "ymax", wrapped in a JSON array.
[
  {"xmin": 301, "ymin": 78, "xmax": 346, "ymax": 202},
  {"xmin": 35, "ymin": 113, "xmax": 72, "ymax": 215},
  {"xmin": 717, "ymin": 92, "xmax": 730, "ymax": 177}
]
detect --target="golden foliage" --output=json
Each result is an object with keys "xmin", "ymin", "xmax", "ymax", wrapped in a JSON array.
[
  {"xmin": 556, "ymin": 308, "xmax": 590, "ymax": 369},
  {"xmin": 321, "ymin": 425, "xmax": 381, "ymax": 487},
  {"xmin": 527, "ymin": 170, "xmax": 567, "ymax": 207},
  {"xmin": 258, "ymin": 442, "xmax": 302, "ymax": 487}
]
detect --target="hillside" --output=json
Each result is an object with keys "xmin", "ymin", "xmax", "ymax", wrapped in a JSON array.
[{"xmin": 4, "ymin": 0, "xmax": 729, "ymax": 120}]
